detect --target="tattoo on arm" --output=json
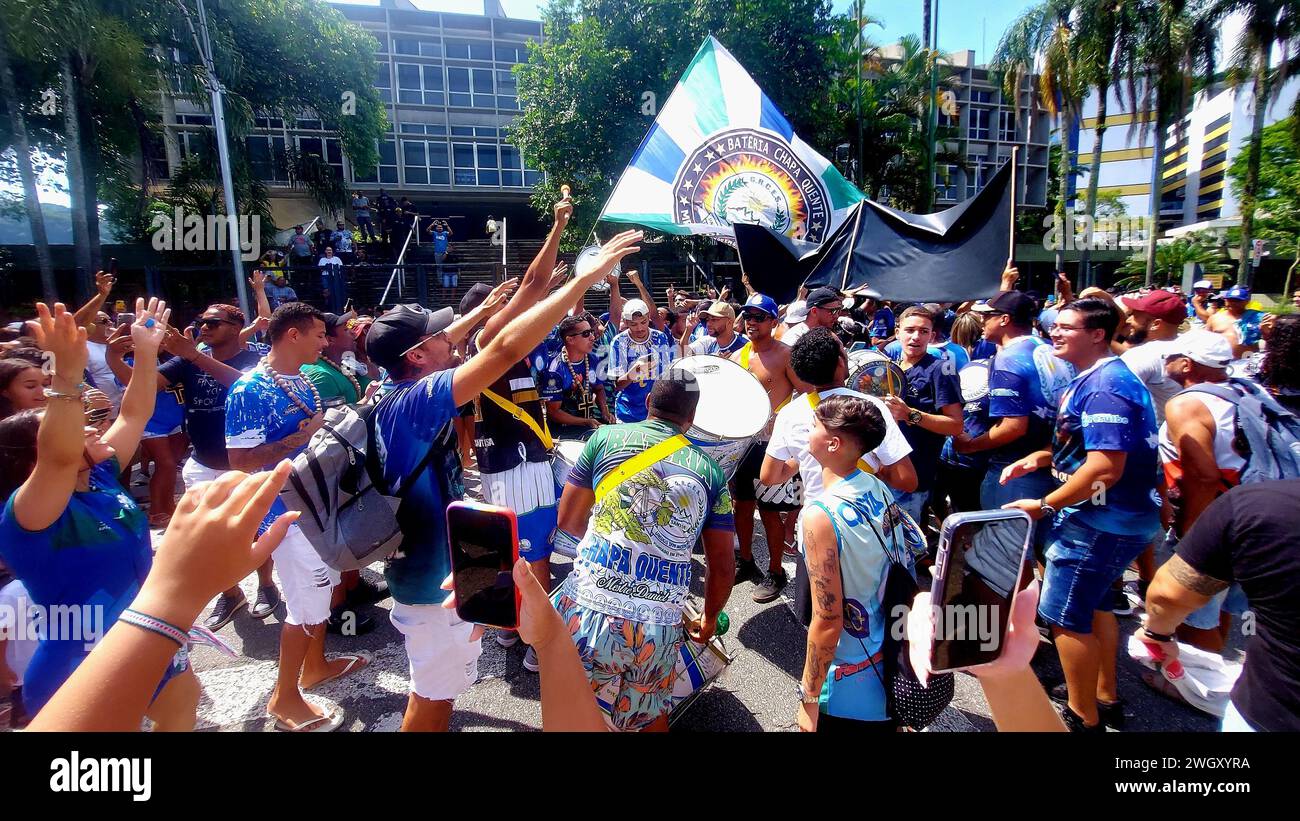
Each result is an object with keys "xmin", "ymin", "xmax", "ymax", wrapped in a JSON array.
[{"xmin": 1166, "ymin": 554, "xmax": 1229, "ymax": 597}]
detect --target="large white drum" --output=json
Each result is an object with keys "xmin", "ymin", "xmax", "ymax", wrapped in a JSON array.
[
  {"xmin": 574, "ymin": 244, "xmax": 615, "ymax": 291},
  {"xmin": 845, "ymin": 349, "xmax": 906, "ymax": 397},
  {"xmin": 550, "ymin": 439, "xmax": 588, "ymax": 491},
  {"xmin": 670, "ymin": 356, "xmax": 769, "ymax": 479}
]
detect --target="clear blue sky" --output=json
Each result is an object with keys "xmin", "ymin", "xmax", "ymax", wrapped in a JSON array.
[{"xmin": 336, "ymin": 0, "xmax": 1040, "ymax": 65}]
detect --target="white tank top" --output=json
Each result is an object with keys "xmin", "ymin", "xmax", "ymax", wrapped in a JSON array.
[{"xmin": 1158, "ymin": 390, "xmax": 1245, "ymax": 487}]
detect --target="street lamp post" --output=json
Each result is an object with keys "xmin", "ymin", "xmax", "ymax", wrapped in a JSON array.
[{"xmin": 926, "ymin": 0, "xmax": 941, "ymax": 211}]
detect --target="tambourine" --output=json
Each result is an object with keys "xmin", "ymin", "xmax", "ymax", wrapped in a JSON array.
[
  {"xmin": 575, "ymin": 244, "xmax": 616, "ymax": 291},
  {"xmin": 845, "ymin": 349, "xmax": 906, "ymax": 398}
]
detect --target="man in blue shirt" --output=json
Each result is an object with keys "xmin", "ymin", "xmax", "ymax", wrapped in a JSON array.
[
  {"xmin": 609, "ymin": 298, "xmax": 676, "ymax": 423},
  {"xmin": 362, "ymin": 227, "xmax": 643, "ymax": 732},
  {"xmin": 956, "ymin": 290, "xmax": 1074, "ymax": 558},
  {"xmin": 1004, "ymin": 297, "xmax": 1161, "ymax": 732},
  {"xmin": 429, "ymin": 219, "xmax": 455, "ymax": 287}
]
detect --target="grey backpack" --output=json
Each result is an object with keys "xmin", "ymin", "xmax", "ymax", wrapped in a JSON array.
[
  {"xmin": 1179, "ymin": 378, "xmax": 1300, "ymax": 485},
  {"xmin": 279, "ymin": 398, "xmax": 435, "ymax": 572}
]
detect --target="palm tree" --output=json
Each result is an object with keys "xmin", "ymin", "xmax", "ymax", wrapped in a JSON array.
[
  {"xmin": 1199, "ymin": 0, "xmax": 1298, "ymax": 285},
  {"xmin": 993, "ymin": 0, "xmax": 1087, "ymax": 273},
  {"xmin": 1073, "ymin": 0, "xmax": 1142, "ymax": 287},
  {"xmin": 0, "ymin": 15, "xmax": 55, "ymax": 301},
  {"xmin": 1128, "ymin": 0, "xmax": 1214, "ymax": 285}
]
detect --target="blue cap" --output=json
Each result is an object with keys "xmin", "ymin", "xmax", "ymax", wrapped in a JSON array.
[
  {"xmin": 1222, "ymin": 286, "xmax": 1251, "ymax": 301},
  {"xmin": 743, "ymin": 293, "xmax": 778, "ymax": 319}
]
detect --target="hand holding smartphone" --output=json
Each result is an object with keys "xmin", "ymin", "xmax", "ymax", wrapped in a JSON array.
[{"xmin": 446, "ymin": 501, "xmax": 520, "ymax": 629}]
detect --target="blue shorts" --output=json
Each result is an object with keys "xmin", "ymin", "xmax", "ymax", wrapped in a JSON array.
[
  {"xmin": 480, "ymin": 461, "xmax": 557, "ymax": 562},
  {"xmin": 1039, "ymin": 515, "xmax": 1156, "ymax": 633},
  {"xmin": 1184, "ymin": 582, "xmax": 1249, "ymax": 630},
  {"xmin": 552, "ymin": 591, "xmax": 680, "ymax": 731}
]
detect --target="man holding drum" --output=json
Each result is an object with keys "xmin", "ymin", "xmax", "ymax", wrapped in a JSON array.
[{"xmin": 731, "ymin": 294, "xmax": 812, "ymax": 602}]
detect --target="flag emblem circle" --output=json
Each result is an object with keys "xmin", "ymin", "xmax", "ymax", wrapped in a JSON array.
[{"xmin": 672, "ymin": 127, "xmax": 832, "ymax": 243}]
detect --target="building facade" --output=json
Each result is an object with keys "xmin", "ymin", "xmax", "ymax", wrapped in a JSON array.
[{"xmin": 160, "ymin": 0, "xmax": 547, "ymax": 236}]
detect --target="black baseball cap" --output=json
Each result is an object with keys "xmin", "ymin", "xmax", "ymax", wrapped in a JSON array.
[
  {"xmin": 972, "ymin": 290, "xmax": 1036, "ymax": 325},
  {"xmin": 458, "ymin": 282, "xmax": 493, "ymax": 315},
  {"xmin": 321, "ymin": 311, "xmax": 354, "ymax": 334},
  {"xmin": 367, "ymin": 304, "xmax": 454, "ymax": 372},
  {"xmin": 806, "ymin": 287, "xmax": 843, "ymax": 308}
]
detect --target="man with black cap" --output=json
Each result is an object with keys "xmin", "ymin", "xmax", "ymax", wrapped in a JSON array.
[
  {"xmin": 302, "ymin": 311, "xmax": 371, "ymax": 408},
  {"xmin": 781, "ymin": 287, "xmax": 843, "ymax": 349},
  {"xmin": 955, "ymin": 289, "xmax": 1074, "ymax": 559},
  {"xmin": 458, "ymin": 195, "xmax": 572, "ymax": 669},
  {"xmin": 363, "ymin": 227, "xmax": 642, "ymax": 731}
]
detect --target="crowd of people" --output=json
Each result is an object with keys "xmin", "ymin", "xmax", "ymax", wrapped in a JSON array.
[{"xmin": 2, "ymin": 188, "xmax": 1299, "ymax": 734}]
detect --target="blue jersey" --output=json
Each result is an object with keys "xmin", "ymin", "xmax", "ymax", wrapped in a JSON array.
[
  {"xmin": 373, "ymin": 369, "xmax": 464, "ymax": 605},
  {"xmin": 431, "ymin": 230, "xmax": 450, "ymax": 254},
  {"xmin": 987, "ymin": 335, "xmax": 1074, "ymax": 464},
  {"xmin": 608, "ymin": 328, "xmax": 677, "ymax": 423},
  {"xmin": 1051, "ymin": 358, "xmax": 1161, "ymax": 536},
  {"xmin": 225, "ymin": 365, "xmax": 318, "ymax": 533},
  {"xmin": 869, "ymin": 307, "xmax": 895, "ymax": 339}
]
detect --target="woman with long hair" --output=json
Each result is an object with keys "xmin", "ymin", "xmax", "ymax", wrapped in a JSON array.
[
  {"xmin": 0, "ymin": 358, "xmax": 47, "ymax": 419},
  {"xmin": 0, "ymin": 299, "xmax": 199, "ymax": 729}
]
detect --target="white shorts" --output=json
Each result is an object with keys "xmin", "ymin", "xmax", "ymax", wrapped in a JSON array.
[
  {"xmin": 141, "ymin": 425, "xmax": 183, "ymax": 441},
  {"xmin": 273, "ymin": 525, "xmax": 338, "ymax": 627},
  {"xmin": 0, "ymin": 580, "xmax": 37, "ymax": 684},
  {"xmin": 389, "ymin": 602, "xmax": 482, "ymax": 702},
  {"xmin": 479, "ymin": 460, "xmax": 557, "ymax": 514},
  {"xmin": 181, "ymin": 457, "xmax": 223, "ymax": 489}
]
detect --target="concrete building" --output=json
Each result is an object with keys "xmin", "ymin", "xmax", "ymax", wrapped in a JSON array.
[
  {"xmin": 876, "ymin": 44, "xmax": 1054, "ymax": 209},
  {"xmin": 158, "ymin": 0, "xmax": 547, "ymax": 235}
]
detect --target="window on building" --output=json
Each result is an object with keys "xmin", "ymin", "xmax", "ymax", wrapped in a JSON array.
[
  {"xmin": 400, "ymin": 138, "xmax": 450, "ymax": 185},
  {"xmin": 476, "ymin": 143, "xmax": 499, "ymax": 186},
  {"xmin": 495, "ymin": 43, "xmax": 527, "ymax": 63},
  {"xmin": 500, "ymin": 144, "xmax": 522, "ymax": 187},
  {"xmin": 936, "ymin": 164, "xmax": 958, "ymax": 200},
  {"xmin": 420, "ymin": 40, "xmax": 442, "ymax": 58},
  {"xmin": 497, "ymin": 70, "xmax": 518, "ymax": 110},
  {"xmin": 352, "ymin": 138, "xmax": 398, "ymax": 185},
  {"xmin": 472, "ymin": 68, "xmax": 494, "ymax": 107},
  {"xmin": 447, "ymin": 67, "xmax": 471, "ymax": 107},
  {"xmin": 968, "ymin": 108, "xmax": 991, "ymax": 140},
  {"xmin": 444, "ymin": 41, "xmax": 469, "ymax": 59},
  {"xmin": 971, "ymin": 89, "xmax": 994, "ymax": 105},
  {"xmin": 296, "ymin": 135, "xmax": 343, "ymax": 178},
  {"xmin": 453, "ymin": 142, "xmax": 476, "ymax": 185},
  {"xmin": 375, "ymin": 62, "xmax": 392, "ymax": 103},
  {"xmin": 396, "ymin": 62, "xmax": 445, "ymax": 105},
  {"xmin": 248, "ymin": 133, "xmax": 289, "ymax": 182},
  {"xmin": 998, "ymin": 110, "xmax": 1017, "ymax": 141}
]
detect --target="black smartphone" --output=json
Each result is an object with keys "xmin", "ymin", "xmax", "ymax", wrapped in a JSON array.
[
  {"xmin": 446, "ymin": 502, "xmax": 519, "ymax": 629},
  {"xmin": 928, "ymin": 510, "xmax": 1034, "ymax": 673},
  {"xmin": 108, "ymin": 257, "xmax": 118, "ymax": 275}
]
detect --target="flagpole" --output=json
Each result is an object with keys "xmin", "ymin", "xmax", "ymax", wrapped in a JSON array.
[
  {"xmin": 1008, "ymin": 145, "xmax": 1018, "ymax": 262},
  {"xmin": 841, "ymin": 204, "xmax": 864, "ymax": 291}
]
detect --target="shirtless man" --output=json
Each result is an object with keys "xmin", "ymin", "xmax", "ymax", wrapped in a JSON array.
[{"xmin": 730, "ymin": 294, "xmax": 812, "ymax": 602}]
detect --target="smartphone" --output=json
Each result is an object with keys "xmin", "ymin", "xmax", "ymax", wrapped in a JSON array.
[
  {"xmin": 928, "ymin": 509, "xmax": 1034, "ymax": 674},
  {"xmin": 108, "ymin": 257, "xmax": 118, "ymax": 275},
  {"xmin": 446, "ymin": 501, "xmax": 520, "ymax": 629}
]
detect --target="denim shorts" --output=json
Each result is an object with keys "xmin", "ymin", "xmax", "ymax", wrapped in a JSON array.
[{"xmin": 1039, "ymin": 515, "xmax": 1157, "ymax": 633}]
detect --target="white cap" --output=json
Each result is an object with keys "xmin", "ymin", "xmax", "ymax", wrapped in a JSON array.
[
  {"xmin": 622, "ymin": 298, "xmax": 649, "ymax": 319},
  {"xmin": 1193, "ymin": 279, "xmax": 1213, "ymax": 290},
  {"xmin": 1164, "ymin": 330, "xmax": 1232, "ymax": 369},
  {"xmin": 784, "ymin": 300, "xmax": 808, "ymax": 324}
]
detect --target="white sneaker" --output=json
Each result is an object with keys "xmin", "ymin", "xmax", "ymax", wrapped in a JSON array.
[{"xmin": 495, "ymin": 629, "xmax": 520, "ymax": 648}]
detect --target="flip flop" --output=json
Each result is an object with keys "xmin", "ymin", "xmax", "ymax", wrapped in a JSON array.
[
  {"xmin": 270, "ymin": 705, "xmax": 344, "ymax": 733},
  {"xmin": 302, "ymin": 651, "xmax": 372, "ymax": 691}
]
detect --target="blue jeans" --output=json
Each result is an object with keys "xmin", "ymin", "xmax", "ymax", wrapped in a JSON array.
[
  {"xmin": 981, "ymin": 461, "xmax": 1057, "ymax": 561},
  {"xmin": 1039, "ymin": 515, "xmax": 1157, "ymax": 633}
]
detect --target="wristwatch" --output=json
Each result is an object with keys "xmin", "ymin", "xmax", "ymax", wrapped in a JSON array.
[
  {"xmin": 907, "ymin": 409, "xmax": 922, "ymax": 426},
  {"xmin": 796, "ymin": 683, "xmax": 820, "ymax": 705},
  {"xmin": 1037, "ymin": 498, "xmax": 1057, "ymax": 519}
]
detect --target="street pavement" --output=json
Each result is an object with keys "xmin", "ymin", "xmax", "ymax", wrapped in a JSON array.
[{"xmin": 180, "ymin": 467, "xmax": 1230, "ymax": 733}]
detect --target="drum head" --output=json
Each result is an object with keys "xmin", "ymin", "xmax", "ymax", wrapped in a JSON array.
[
  {"xmin": 846, "ymin": 350, "xmax": 906, "ymax": 397},
  {"xmin": 958, "ymin": 360, "xmax": 990, "ymax": 403},
  {"xmin": 672, "ymin": 356, "xmax": 768, "ymax": 439},
  {"xmin": 555, "ymin": 439, "xmax": 586, "ymax": 464},
  {"xmin": 575, "ymin": 245, "xmax": 615, "ymax": 290}
]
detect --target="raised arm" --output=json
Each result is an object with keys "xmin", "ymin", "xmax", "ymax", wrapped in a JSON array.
[
  {"xmin": 73, "ymin": 270, "xmax": 115, "ymax": 329},
  {"xmin": 445, "ymin": 278, "xmax": 518, "ymax": 345},
  {"xmin": 101, "ymin": 298, "xmax": 170, "ymax": 460},
  {"xmin": 162, "ymin": 328, "xmax": 243, "ymax": 388},
  {"xmin": 12, "ymin": 303, "xmax": 90, "ymax": 532},
  {"xmin": 627, "ymin": 268, "xmax": 661, "ymax": 330},
  {"xmin": 478, "ymin": 194, "xmax": 573, "ymax": 349},
  {"xmin": 250, "ymin": 270, "xmax": 272, "ymax": 320},
  {"xmin": 453, "ymin": 231, "xmax": 642, "ymax": 408}
]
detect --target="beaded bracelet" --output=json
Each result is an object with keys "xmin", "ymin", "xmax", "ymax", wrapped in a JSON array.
[
  {"xmin": 119, "ymin": 609, "xmax": 190, "ymax": 648},
  {"xmin": 43, "ymin": 388, "xmax": 84, "ymax": 402}
]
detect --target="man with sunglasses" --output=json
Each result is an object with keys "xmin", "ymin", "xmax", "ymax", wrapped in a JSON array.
[
  {"xmin": 84, "ymin": 311, "xmax": 124, "ymax": 419},
  {"xmin": 780, "ymin": 287, "xmax": 843, "ymax": 349},
  {"xmin": 542, "ymin": 313, "xmax": 612, "ymax": 439}
]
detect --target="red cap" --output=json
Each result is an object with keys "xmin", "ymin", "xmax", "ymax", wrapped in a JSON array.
[{"xmin": 1121, "ymin": 290, "xmax": 1186, "ymax": 325}]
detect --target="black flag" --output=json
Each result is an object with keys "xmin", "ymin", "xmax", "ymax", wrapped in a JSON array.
[
  {"xmin": 733, "ymin": 223, "xmax": 822, "ymax": 305},
  {"xmin": 803, "ymin": 159, "xmax": 1014, "ymax": 302}
]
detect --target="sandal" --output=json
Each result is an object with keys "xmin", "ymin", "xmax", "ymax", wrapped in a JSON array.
[
  {"xmin": 270, "ymin": 705, "xmax": 344, "ymax": 733},
  {"xmin": 302, "ymin": 651, "xmax": 372, "ymax": 691}
]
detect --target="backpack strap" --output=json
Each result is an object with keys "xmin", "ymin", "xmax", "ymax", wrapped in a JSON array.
[
  {"xmin": 363, "ymin": 392, "xmax": 440, "ymax": 498},
  {"xmin": 594, "ymin": 434, "xmax": 690, "ymax": 504}
]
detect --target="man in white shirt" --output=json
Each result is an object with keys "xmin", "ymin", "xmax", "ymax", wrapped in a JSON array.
[
  {"xmin": 318, "ymin": 247, "xmax": 346, "ymax": 313},
  {"xmin": 1119, "ymin": 289, "xmax": 1188, "ymax": 426},
  {"xmin": 760, "ymin": 327, "xmax": 917, "ymax": 625},
  {"xmin": 780, "ymin": 287, "xmax": 843, "ymax": 349},
  {"xmin": 681, "ymin": 301, "xmax": 747, "ymax": 357},
  {"xmin": 84, "ymin": 310, "xmax": 123, "ymax": 417}
]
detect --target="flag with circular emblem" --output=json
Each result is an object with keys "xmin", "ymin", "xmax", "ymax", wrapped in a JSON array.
[{"xmin": 600, "ymin": 36, "xmax": 863, "ymax": 245}]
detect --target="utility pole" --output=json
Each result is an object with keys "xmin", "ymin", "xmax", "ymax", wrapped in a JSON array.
[
  {"xmin": 177, "ymin": 0, "xmax": 252, "ymax": 320},
  {"xmin": 855, "ymin": 0, "xmax": 864, "ymax": 189},
  {"xmin": 926, "ymin": 0, "xmax": 941, "ymax": 210}
]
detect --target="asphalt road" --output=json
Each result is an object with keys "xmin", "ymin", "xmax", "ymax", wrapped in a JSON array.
[{"xmin": 183, "ymin": 468, "xmax": 1231, "ymax": 733}]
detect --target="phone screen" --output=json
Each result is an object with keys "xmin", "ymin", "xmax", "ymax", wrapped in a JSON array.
[
  {"xmin": 929, "ymin": 513, "xmax": 1033, "ymax": 673},
  {"xmin": 446, "ymin": 503, "xmax": 519, "ymax": 628}
]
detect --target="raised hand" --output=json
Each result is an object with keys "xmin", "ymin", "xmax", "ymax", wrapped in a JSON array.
[
  {"xmin": 162, "ymin": 327, "xmax": 200, "ymax": 362},
  {"xmin": 249, "ymin": 269, "xmax": 267, "ymax": 291},
  {"xmin": 27, "ymin": 302, "xmax": 88, "ymax": 381},
  {"xmin": 584, "ymin": 231, "xmax": 643, "ymax": 284},
  {"xmin": 107, "ymin": 324, "xmax": 134, "ymax": 359},
  {"xmin": 129, "ymin": 297, "xmax": 171, "ymax": 355},
  {"xmin": 554, "ymin": 186, "xmax": 574, "ymax": 228},
  {"xmin": 1000, "ymin": 259, "xmax": 1019, "ymax": 292},
  {"xmin": 483, "ymin": 277, "xmax": 520, "ymax": 313},
  {"xmin": 95, "ymin": 270, "xmax": 115, "ymax": 298},
  {"xmin": 549, "ymin": 262, "xmax": 570, "ymax": 290}
]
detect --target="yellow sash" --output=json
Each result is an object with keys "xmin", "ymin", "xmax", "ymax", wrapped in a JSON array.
[
  {"xmin": 807, "ymin": 390, "xmax": 875, "ymax": 475},
  {"xmin": 739, "ymin": 342, "xmax": 790, "ymax": 412},
  {"xmin": 482, "ymin": 388, "xmax": 553, "ymax": 451},
  {"xmin": 594, "ymin": 434, "xmax": 690, "ymax": 503}
]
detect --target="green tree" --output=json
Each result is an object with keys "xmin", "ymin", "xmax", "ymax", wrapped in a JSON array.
[
  {"xmin": 1228, "ymin": 117, "xmax": 1298, "ymax": 259},
  {"xmin": 1116, "ymin": 230, "xmax": 1227, "ymax": 286},
  {"xmin": 1199, "ymin": 1, "xmax": 1298, "ymax": 284},
  {"xmin": 511, "ymin": 0, "xmax": 842, "ymax": 247}
]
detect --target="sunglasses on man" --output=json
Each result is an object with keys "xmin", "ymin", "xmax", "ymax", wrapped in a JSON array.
[
  {"xmin": 198, "ymin": 317, "xmax": 238, "ymax": 328},
  {"xmin": 741, "ymin": 311, "xmax": 772, "ymax": 322},
  {"xmin": 565, "ymin": 328, "xmax": 596, "ymax": 339}
]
